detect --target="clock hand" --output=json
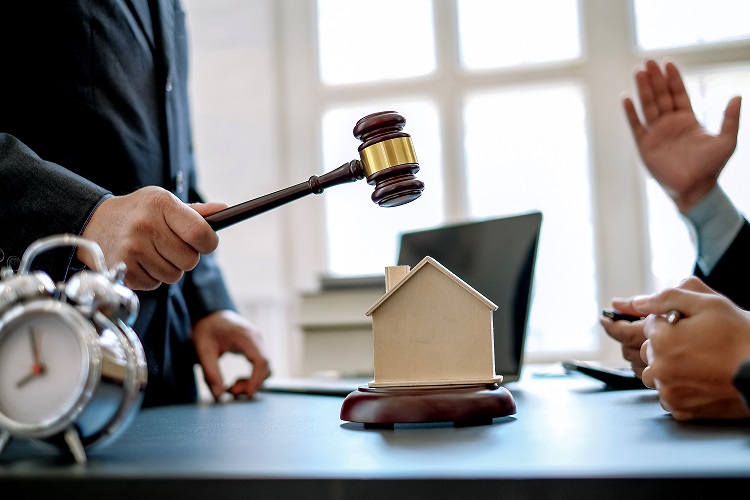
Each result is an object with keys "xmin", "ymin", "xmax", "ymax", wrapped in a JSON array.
[
  {"xmin": 16, "ymin": 371, "xmax": 35, "ymax": 388},
  {"xmin": 30, "ymin": 327, "xmax": 46, "ymax": 374},
  {"xmin": 15, "ymin": 363, "xmax": 47, "ymax": 388},
  {"xmin": 16, "ymin": 328, "xmax": 47, "ymax": 388},
  {"xmin": 29, "ymin": 326, "xmax": 37, "ymax": 359}
]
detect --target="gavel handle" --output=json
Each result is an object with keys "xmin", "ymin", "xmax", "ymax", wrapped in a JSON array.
[{"xmin": 205, "ymin": 159, "xmax": 365, "ymax": 231}]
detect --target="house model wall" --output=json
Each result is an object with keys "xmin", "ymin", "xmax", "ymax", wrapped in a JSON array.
[{"xmin": 365, "ymin": 256, "xmax": 501, "ymax": 388}]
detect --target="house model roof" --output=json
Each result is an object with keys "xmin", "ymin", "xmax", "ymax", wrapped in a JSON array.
[{"xmin": 365, "ymin": 256, "xmax": 497, "ymax": 316}]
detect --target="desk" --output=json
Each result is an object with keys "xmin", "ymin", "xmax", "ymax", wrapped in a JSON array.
[{"xmin": 2, "ymin": 368, "xmax": 749, "ymax": 498}]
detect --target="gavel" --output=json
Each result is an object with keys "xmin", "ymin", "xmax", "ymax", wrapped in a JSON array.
[{"xmin": 204, "ymin": 111, "xmax": 425, "ymax": 231}]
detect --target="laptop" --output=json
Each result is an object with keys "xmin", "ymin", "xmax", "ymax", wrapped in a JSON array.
[
  {"xmin": 262, "ymin": 211, "xmax": 542, "ymax": 395},
  {"xmin": 395, "ymin": 211, "xmax": 542, "ymax": 384}
]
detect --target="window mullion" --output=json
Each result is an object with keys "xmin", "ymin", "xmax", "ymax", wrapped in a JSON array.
[
  {"xmin": 579, "ymin": 0, "xmax": 650, "ymax": 361},
  {"xmin": 432, "ymin": 0, "xmax": 468, "ymax": 222}
]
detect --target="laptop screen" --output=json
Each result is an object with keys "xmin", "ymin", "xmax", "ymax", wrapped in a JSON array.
[{"xmin": 396, "ymin": 212, "xmax": 542, "ymax": 382}]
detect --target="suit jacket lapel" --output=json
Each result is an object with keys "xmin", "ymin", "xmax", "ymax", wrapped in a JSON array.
[
  {"xmin": 123, "ymin": 0, "xmax": 174, "ymax": 87},
  {"xmin": 123, "ymin": 0, "xmax": 157, "ymax": 53},
  {"xmin": 156, "ymin": 0, "xmax": 175, "ymax": 77}
]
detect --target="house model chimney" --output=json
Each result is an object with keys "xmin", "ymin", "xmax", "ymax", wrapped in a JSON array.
[{"xmin": 384, "ymin": 265, "xmax": 410, "ymax": 292}]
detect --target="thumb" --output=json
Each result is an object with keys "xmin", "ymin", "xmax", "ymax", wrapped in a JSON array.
[
  {"xmin": 190, "ymin": 201, "xmax": 229, "ymax": 218},
  {"xmin": 719, "ymin": 95, "xmax": 742, "ymax": 144},
  {"xmin": 196, "ymin": 350, "xmax": 226, "ymax": 401}
]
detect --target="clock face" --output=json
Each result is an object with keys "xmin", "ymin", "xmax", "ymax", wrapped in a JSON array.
[{"xmin": 0, "ymin": 300, "xmax": 100, "ymax": 435}]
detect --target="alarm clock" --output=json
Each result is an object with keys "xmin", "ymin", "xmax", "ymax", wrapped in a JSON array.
[{"xmin": 0, "ymin": 234, "xmax": 147, "ymax": 464}]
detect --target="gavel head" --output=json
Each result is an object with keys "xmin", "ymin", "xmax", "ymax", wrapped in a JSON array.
[{"xmin": 353, "ymin": 111, "xmax": 425, "ymax": 207}]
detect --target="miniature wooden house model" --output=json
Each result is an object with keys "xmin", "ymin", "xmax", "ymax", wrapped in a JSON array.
[{"xmin": 365, "ymin": 256, "xmax": 501, "ymax": 388}]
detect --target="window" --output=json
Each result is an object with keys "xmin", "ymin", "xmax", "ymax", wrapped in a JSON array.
[
  {"xmin": 282, "ymin": 0, "xmax": 750, "ymax": 361},
  {"xmin": 463, "ymin": 84, "xmax": 596, "ymax": 352},
  {"xmin": 633, "ymin": 0, "xmax": 750, "ymax": 51},
  {"xmin": 457, "ymin": 0, "xmax": 581, "ymax": 69},
  {"xmin": 317, "ymin": 0, "xmax": 436, "ymax": 85}
]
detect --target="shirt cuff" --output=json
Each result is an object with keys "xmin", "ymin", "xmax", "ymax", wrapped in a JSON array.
[{"xmin": 680, "ymin": 185, "xmax": 744, "ymax": 275}]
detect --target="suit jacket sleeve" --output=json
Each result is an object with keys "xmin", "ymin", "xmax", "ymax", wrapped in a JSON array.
[
  {"xmin": 0, "ymin": 133, "xmax": 110, "ymax": 281},
  {"xmin": 182, "ymin": 249, "xmax": 237, "ymax": 322},
  {"xmin": 695, "ymin": 218, "xmax": 750, "ymax": 310}
]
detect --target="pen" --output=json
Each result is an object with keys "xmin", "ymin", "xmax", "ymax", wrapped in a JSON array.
[
  {"xmin": 602, "ymin": 308, "xmax": 683, "ymax": 323},
  {"xmin": 601, "ymin": 309, "xmax": 643, "ymax": 322}
]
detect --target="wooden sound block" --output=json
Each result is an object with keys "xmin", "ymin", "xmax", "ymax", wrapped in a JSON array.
[{"xmin": 340, "ymin": 383, "xmax": 516, "ymax": 428}]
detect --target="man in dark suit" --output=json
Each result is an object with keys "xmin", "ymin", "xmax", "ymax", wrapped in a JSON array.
[
  {"xmin": 628, "ymin": 275, "xmax": 750, "ymax": 421},
  {"xmin": 601, "ymin": 58, "xmax": 745, "ymax": 377},
  {"xmin": 0, "ymin": 1, "xmax": 270, "ymax": 407}
]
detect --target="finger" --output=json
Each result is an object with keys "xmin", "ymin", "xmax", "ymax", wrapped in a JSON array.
[
  {"xmin": 610, "ymin": 296, "xmax": 643, "ymax": 316},
  {"xmin": 664, "ymin": 61, "xmax": 693, "ymax": 112},
  {"xmin": 227, "ymin": 370, "xmax": 270, "ymax": 399},
  {"xmin": 622, "ymin": 97, "xmax": 647, "ymax": 142},
  {"xmin": 227, "ymin": 379, "xmax": 252, "ymax": 398},
  {"xmin": 640, "ymin": 338, "xmax": 652, "ymax": 365},
  {"xmin": 127, "ymin": 191, "xmax": 205, "ymax": 276},
  {"xmin": 641, "ymin": 364, "xmax": 656, "ymax": 389},
  {"xmin": 658, "ymin": 396, "xmax": 672, "ymax": 414},
  {"xmin": 149, "ymin": 228, "xmax": 201, "ymax": 275},
  {"xmin": 629, "ymin": 360, "xmax": 647, "ymax": 379},
  {"xmin": 675, "ymin": 275, "xmax": 712, "ymax": 293},
  {"xmin": 230, "ymin": 354, "xmax": 270, "ymax": 398},
  {"xmin": 645, "ymin": 58, "xmax": 674, "ymax": 115},
  {"xmin": 219, "ymin": 324, "xmax": 271, "ymax": 398},
  {"xmin": 119, "ymin": 233, "xmax": 181, "ymax": 288},
  {"xmin": 622, "ymin": 345, "xmax": 647, "ymax": 373},
  {"xmin": 641, "ymin": 308, "xmax": 683, "ymax": 348},
  {"xmin": 631, "ymin": 286, "xmax": 703, "ymax": 319},
  {"xmin": 635, "ymin": 68, "xmax": 661, "ymax": 124},
  {"xmin": 227, "ymin": 363, "xmax": 271, "ymax": 398},
  {"xmin": 601, "ymin": 318, "xmax": 645, "ymax": 347},
  {"xmin": 163, "ymin": 198, "xmax": 220, "ymax": 255},
  {"xmin": 124, "ymin": 260, "xmax": 162, "ymax": 290}
]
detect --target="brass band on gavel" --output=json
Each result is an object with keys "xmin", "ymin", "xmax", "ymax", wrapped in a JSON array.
[{"xmin": 359, "ymin": 137, "xmax": 418, "ymax": 177}]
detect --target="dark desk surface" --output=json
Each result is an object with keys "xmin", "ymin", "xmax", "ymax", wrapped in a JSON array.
[{"xmin": 2, "ymin": 366, "xmax": 750, "ymax": 499}]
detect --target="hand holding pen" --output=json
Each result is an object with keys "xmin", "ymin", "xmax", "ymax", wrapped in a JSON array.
[
  {"xmin": 600, "ymin": 305, "xmax": 680, "ymax": 379},
  {"xmin": 631, "ymin": 276, "xmax": 750, "ymax": 420},
  {"xmin": 600, "ymin": 301, "xmax": 651, "ymax": 378}
]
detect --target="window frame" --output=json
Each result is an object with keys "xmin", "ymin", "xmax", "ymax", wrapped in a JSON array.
[{"xmin": 276, "ymin": 0, "xmax": 750, "ymax": 363}]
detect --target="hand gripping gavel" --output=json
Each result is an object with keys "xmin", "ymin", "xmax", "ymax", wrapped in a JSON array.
[{"xmin": 204, "ymin": 111, "xmax": 425, "ymax": 231}]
